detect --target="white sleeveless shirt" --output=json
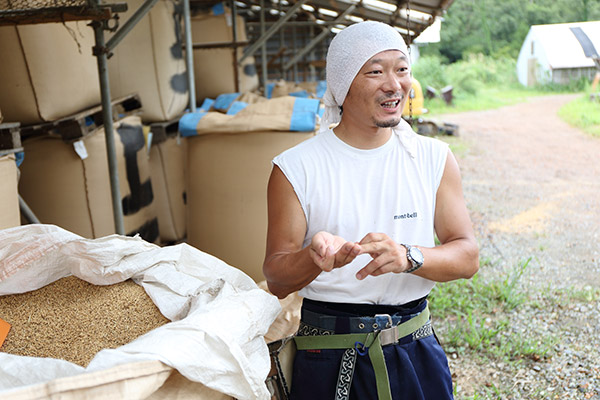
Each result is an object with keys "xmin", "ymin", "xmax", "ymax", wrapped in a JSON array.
[{"xmin": 273, "ymin": 123, "xmax": 449, "ymax": 305}]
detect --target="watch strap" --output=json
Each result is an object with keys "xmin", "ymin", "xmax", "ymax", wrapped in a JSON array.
[{"xmin": 401, "ymin": 244, "xmax": 423, "ymax": 273}]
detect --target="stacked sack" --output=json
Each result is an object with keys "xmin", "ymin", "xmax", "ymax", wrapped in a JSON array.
[
  {"xmin": 179, "ymin": 92, "xmax": 320, "ymax": 283},
  {"xmin": 0, "ymin": 0, "xmax": 193, "ymax": 243},
  {"xmin": 107, "ymin": 0, "xmax": 190, "ymax": 244}
]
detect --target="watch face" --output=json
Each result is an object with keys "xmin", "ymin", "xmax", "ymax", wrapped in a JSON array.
[{"xmin": 410, "ymin": 247, "xmax": 424, "ymax": 264}]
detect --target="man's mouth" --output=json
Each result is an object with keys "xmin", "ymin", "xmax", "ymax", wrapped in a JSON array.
[{"xmin": 381, "ymin": 99, "xmax": 400, "ymax": 109}]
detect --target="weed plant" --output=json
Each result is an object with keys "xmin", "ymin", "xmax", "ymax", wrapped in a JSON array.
[
  {"xmin": 429, "ymin": 259, "xmax": 541, "ymax": 358},
  {"xmin": 412, "ymin": 53, "xmax": 599, "ymax": 138},
  {"xmin": 558, "ymin": 93, "xmax": 600, "ymax": 137},
  {"xmin": 429, "ymin": 258, "xmax": 561, "ymax": 399},
  {"xmin": 429, "ymin": 253, "xmax": 600, "ymax": 399}
]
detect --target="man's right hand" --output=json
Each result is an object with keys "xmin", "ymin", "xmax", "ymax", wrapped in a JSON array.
[{"xmin": 309, "ymin": 231, "xmax": 361, "ymax": 272}]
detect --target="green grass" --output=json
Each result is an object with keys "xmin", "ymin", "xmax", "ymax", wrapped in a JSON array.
[
  {"xmin": 424, "ymin": 87, "xmax": 551, "ymax": 116},
  {"xmin": 558, "ymin": 94, "xmax": 600, "ymax": 137},
  {"xmin": 413, "ymin": 53, "xmax": 599, "ymax": 137},
  {"xmin": 429, "ymin": 257, "xmax": 558, "ymax": 387},
  {"xmin": 429, "ymin": 259, "xmax": 539, "ymax": 359},
  {"xmin": 546, "ymin": 284, "xmax": 600, "ymax": 304},
  {"xmin": 424, "ymin": 85, "xmax": 600, "ymax": 139},
  {"xmin": 569, "ymin": 285, "xmax": 600, "ymax": 302},
  {"xmin": 429, "ymin": 252, "xmax": 598, "ymax": 399},
  {"xmin": 440, "ymin": 135, "xmax": 469, "ymax": 158}
]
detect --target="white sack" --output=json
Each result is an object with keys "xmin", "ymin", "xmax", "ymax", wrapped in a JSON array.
[{"xmin": 0, "ymin": 224, "xmax": 281, "ymax": 400}]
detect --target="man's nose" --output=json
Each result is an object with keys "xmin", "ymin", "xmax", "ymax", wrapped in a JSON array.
[{"xmin": 382, "ymin": 73, "xmax": 402, "ymax": 93}]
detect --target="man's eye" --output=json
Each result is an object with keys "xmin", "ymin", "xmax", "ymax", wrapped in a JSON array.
[{"xmin": 368, "ymin": 70, "xmax": 382, "ymax": 75}]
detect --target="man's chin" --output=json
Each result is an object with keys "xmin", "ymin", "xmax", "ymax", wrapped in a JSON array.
[{"xmin": 374, "ymin": 118, "xmax": 402, "ymax": 128}]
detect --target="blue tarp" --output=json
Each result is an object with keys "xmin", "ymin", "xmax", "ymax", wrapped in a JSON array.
[
  {"xmin": 226, "ymin": 101, "xmax": 249, "ymax": 115},
  {"xmin": 178, "ymin": 97, "xmax": 320, "ymax": 136},
  {"xmin": 213, "ymin": 93, "xmax": 240, "ymax": 112}
]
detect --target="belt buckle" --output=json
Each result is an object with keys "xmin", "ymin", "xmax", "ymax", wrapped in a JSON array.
[
  {"xmin": 374, "ymin": 314, "xmax": 397, "ymax": 346},
  {"xmin": 378, "ymin": 325, "xmax": 398, "ymax": 346},
  {"xmin": 374, "ymin": 314, "xmax": 393, "ymax": 329}
]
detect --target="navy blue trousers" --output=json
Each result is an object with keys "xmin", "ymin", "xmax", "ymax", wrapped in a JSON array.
[{"xmin": 289, "ymin": 300, "xmax": 454, "ymax": 400}]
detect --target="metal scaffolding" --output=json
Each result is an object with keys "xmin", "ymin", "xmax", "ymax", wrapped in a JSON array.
[
  {"xmin": 0, "ymin": 0, "xmax": 198, "ymax": 234},
  {"xmin": 1, "ymin": 0, "xmax": 453, "ymax": 232}
]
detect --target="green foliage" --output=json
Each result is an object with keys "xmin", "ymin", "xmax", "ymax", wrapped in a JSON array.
[
  {"xmin": 413, "ymin": 54, "xmax": 518, "ymax": 98},
  {"xmin": 429, "ymin": 258, "xmax": 557, "ymax": 361},
  {"xmin": 447, "ymin": 54, "xmax": 518, "ymax": 95},
  {"xmin": 552, "ymin": 284, "xmax": 600, "ymax": 303},
  {"xmin": 534, "ymin": 77, "xmax": 592, "ymax": 93},
  {"xmin": 558, "ymin": 93, "xmax": 600, "ymax": 137},
  {"xmin": 430, "ymin": 252, "xmax": 600, "ymax": 398},
  {"xmin": 412, "ymin": 53, "xmax": 594, "ymax": 136},
  {"xmin": 428, "ymin": 0, "xmax": 600, "ymax": 62},
  {"xmin": 411, "ymin": 55, "xmax": 448, "ymax": 91},
  {"xmin": 430, "ymin": 259, "xmax": 529, "ymax": 319}
]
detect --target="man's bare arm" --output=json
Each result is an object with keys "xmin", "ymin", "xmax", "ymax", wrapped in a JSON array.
[
  {"xmin": 414, "ymin": 149, "xmax": 479, "ymax": 281},
  {"xmin": 263, "ymin": 166, "xmax": 360, "ymax": 298}
]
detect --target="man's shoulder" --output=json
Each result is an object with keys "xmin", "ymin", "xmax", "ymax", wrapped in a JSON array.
[
  {"xmin": 412, "ymin": 133, "xmax": 449, "ymax": 156},
  {"xmin": 277, "ymin": 130, "xmax": 329, "ymax": 159},
  {"xmin": 412, "ymin": 131, "xmax": 447, "ymax": 146}
]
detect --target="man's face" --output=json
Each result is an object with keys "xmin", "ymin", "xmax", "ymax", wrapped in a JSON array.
[{"xmin": 342, "ymin": 50, "xmax": 412, "ymax": 129}]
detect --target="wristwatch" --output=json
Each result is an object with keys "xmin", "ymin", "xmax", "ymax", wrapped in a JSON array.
[{"xmin": 401, "ymin": 244, "xmax": 424, "ymax": 273}]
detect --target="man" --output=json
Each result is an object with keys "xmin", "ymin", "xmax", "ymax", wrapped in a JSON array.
[{"xmin": 263, "ymin": 21, "xmax": 479, "ymax": 399}]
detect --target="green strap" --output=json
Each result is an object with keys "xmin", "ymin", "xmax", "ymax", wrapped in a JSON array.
[
  {"xmin": 368, "ymin": 335, "xmax": 392, "ymax": 400},
  {"xmin": 294, "ymin": 306, "xmax": 430, "ymax": 350},
  {"xmin": 294, "ymin": 305, "xmax": 430, "ymax": 400}
]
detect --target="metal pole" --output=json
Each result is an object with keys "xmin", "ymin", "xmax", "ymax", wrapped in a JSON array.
[
  {"xmin": 283, "ymin": 5, "xmax": 356, "ymax": 71},
  {"xmin": 247, "ymin": 20, "xmax": 346, "ymax": 27},
  {"xmin": 231, "ymin": 0, "xmax": 240, "ymax": 93},
  {"xmin": 92, "ymin": 21, "xmax": 125, "ymax": 235},
  {"xmin": 279, "ymin": 1, "xmax": 285, "ymax": 80},
  {"xmin": 239, "ymin": 0, "xmax": 307, "ymax": 64},
  {"xmin": 183, "ymin": 0, "xmax": 196, "ymax": 111},
  {"xmin": 260, "ymin": 0, "xmax": 268, "ymax": 88},
  {"xmin": 18, "ymin": 195, "xmax": 40, "ymax": 224},
  {"xmin": 309, "ymin": 24, "xmax": 316, "ymax": 81},
  {"xmin": 292, "ymin": 25, "xmax": 298, "ymax": 82}
]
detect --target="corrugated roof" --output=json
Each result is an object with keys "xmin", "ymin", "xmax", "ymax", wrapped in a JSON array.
[
  {"xmin": 189, "ymin": 0, "xmax": 454, "ymax": 80},
  {"xmin": 531, "ymin": 21, "xmax": 600, "ymax": 69},
  {"xmin": 232, "ymin": 0, "xmax": 455, "ymax": 42}
]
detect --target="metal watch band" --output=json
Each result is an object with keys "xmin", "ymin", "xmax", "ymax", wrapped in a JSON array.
[{"xmin": 401, "ymin": 244, "xmax": 423, "ymax": 273}]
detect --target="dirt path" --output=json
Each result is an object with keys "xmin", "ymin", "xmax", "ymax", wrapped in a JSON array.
[
  {"xmin": 441, "ymin": 94, "xmax": 600, "ymax": 289},
  {"xmin": 438, "ymin": 94, "xmax": 600, "ymax": 398}
]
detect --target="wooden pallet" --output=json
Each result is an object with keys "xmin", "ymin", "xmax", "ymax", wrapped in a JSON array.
[
  {"xmin": 0, "ymin": 3, "xmax": 126, "ymax": 26},
  {"xmin": 149, "ymin": 116, "xmax": 182, "ymax": 145},
  {"xmin": 19, "ymin": 94, "xmax": 142, "ymax": 143},
  {"xmin": 0, "ymin": 122, "xmax": 23, "ymax": 156}
]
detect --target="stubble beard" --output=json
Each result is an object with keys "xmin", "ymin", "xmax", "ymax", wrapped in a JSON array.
[{"xmin": 374, "ymin": 117, "xmax": 402, "ymax": 128}]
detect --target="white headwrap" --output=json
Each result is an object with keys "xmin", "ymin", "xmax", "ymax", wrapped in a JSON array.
[{"xmin": 321, "ymin": 21, "xmax": 410, "ymax": 133}]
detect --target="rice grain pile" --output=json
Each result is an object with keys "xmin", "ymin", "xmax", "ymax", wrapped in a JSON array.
[{"xmin": 0, "ymin": 275, "xmax": 170, "ymax": 366}]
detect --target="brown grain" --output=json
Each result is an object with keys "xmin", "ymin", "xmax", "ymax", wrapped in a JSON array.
[{"xmin": 0, "ymin": 275, "xmax": 169, "ymax": 366}]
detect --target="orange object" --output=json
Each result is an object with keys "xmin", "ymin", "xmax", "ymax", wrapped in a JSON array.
[
  {"xmin": 592, "ymin": 72, "xmax": 600, "ymax": 92},
  {"xmin": 0, "ymin": 318, "xmax": 10, "ymax": 349},
  {"xmin": 402, "ymin": 77, "xmax": 426, "ymax": 117}
]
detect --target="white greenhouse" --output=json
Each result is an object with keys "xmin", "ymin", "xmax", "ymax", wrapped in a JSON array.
[{"xmin": 516, "ymin": 21, "xmax": 600, "ymax": 87}]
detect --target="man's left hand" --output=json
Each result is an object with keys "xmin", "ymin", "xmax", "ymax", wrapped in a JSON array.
[{"xmin": 355, "ymin": 233, "xmax": 410, "ymax": 280}]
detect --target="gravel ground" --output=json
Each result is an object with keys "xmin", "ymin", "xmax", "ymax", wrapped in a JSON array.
[{"xmin": 436, "ymin": 94, "xmax": 600, "ymax": 399}]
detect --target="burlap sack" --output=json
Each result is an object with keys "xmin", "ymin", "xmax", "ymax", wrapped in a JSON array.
[{"xmin": 179, "ymin": 96, "xmax": 320, "ymax": 136}]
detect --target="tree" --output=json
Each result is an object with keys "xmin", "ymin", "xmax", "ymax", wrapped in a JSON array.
[{"xmin": 423, "ymin": 0, "xmax": 600, "ymax": 62}]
